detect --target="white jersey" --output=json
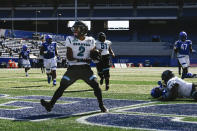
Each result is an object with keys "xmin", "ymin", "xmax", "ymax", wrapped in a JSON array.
[
  {"xmin": 95, "ymin": 40, "xmax": 112, "ymax": 56},
  {"xmin": 167, "ymin": 77, "xmax": 193, "ymax": 97},
  {"xmin": 66, "ymin": 36, "xmax": 95, "ymax": 66}
]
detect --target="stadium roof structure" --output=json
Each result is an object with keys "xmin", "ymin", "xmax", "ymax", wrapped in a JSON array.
[{"xmin": 0, "ymin": 0, "xmax": 196, "ymax": 8}]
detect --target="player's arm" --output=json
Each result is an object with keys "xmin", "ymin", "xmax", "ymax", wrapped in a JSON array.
[
  {"xmin": 40, "ymin": 45, "xmax": 44, "ymax": 56},
  {"xmin": 168, "ymin": 83, "xmax": 179, "ymax": 100},
  {"xmin": 55, "ymin": 45, "xmax": 58, "ymax": 57},
  {"xmin": 66, "ymin": 47, "xmax": 75, "ymax": 61},
  {"xmin": 109, "ymin": 46, "xmax": 115, "ymax": 57},
  {"xmin": 189, "ymin": 41, "xmax": 193, "ymax": 53},
  {"xmin": 174, "ymin": 42, "xmax": 178, "ymax": 54}
]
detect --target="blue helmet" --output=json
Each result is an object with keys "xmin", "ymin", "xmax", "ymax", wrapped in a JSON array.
[
  {"xmin": 151, "ymin": 87, "xmax": 162, "ymax": 98},
  {"xmin": 45, "ymin": 35, "xmax": 52, "ymax": 40},
  {"xmin": 22, "ymin": 45, "xmax": 27, "ymax": 51},
  {"xmin": 179, "ymin": 31, "xmax": 187, "ymax": 40},
  {"xmin": 45, "ymin": 35, "xmax": 52, "ymax": 43}
]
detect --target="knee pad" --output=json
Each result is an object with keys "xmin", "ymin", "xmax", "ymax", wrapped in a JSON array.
[
  {"xmin": 60, "ymin": 76, "xmax": 70, "ymax": 87},
  {"xmin": 46, "ymin": 68, "xmax": 51, "ymax": 73}
]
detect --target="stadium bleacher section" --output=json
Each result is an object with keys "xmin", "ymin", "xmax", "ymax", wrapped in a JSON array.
[{"xmin": 0, "ymin": 0, "xmax": 197, "ymax": 67}]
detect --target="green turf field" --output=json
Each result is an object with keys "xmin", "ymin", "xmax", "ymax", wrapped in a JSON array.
[{"xmin": 0, "ymin": 67, "xmax": 197, "ymax": 131}]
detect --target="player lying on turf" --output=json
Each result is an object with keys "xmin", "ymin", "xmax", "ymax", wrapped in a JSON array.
[{"xmin": 151, "ymin": 70, "xmax": 197, "ymax": 101}]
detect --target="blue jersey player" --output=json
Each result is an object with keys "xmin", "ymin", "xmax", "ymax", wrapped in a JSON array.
[
  {"xmin": 19, "ymin": 45, "xmax": 31, "ymax": 77},
  {"xmin": 174, "ymin": 31, "xmax": 193, "ymax": 79},
  {"xmin": 40, "ymin": 35, "xmax": 58, "ymax": 86}
]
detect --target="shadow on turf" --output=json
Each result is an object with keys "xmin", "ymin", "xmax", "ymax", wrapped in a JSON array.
[
  {"xmin": 64, "ymin": 89, "xmax": 93, "ymax": 93},
  {"xmin": 149, "ymin": 97, "xmax": 197, "ymax": 102},
  {"xmin": 27, "ymin": 79, "xmax": 47, "ymax": 82},
  {"xmin": 12, "ymin": 111, "xmax": 100, "ymax": 122},
  {"xmin": 11, "ymin": 85, "xmax": 43, "ymax": 88}
]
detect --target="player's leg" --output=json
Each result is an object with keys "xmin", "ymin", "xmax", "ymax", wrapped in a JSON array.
[
  {"xmin": 40, "ymin": 69, "xmax": 76, "ymax": 112},
  {"xmin": 182, "ymin": 56, "xmax": 190, "ymax": 79},
  {"xmin": 102, "ymin": 55, "xmax": 111, "ymax": 90},
  {"xmin": 96, "ymin": 62, "xmax": 104, "ymax": 85},
  {"xmin": 82, "ymin": 66, "xmax": 108, "ymax": 112},
  {"xmin": 44, "ymin": 59, "xmax": 52, "ymax": 84},
  {"xmin": 25, "ymin": 67, "xmax": 30, "ymax": 77},
  {"xmin": 51, "ymin": 69, "xmax": 57, "ymax": 86},
  {"xmin": 51, "ymin": 58, "xmax": 57, "ymax": 86},
  {"xmin": 46, "ymin": 69, "xmax": 52, "ymax": 84},
  {"xmin": 178, "ymin": 60, "xmax": 182, "ymax": 75},
  {"xmin": 103, "ymin": 68, "xmax": 110, "ymax": 91},
  {"xmin": 24, "ymin": 59, "xmax": 31, "ymax": 77},
  {"xmin": 178, "ymin": 56, "xmax": 188, "ymax": 79}
]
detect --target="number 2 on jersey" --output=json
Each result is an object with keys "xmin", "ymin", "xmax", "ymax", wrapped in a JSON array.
[{"xmin": 77, "ymin": 46, "xmax": 85, "ymax": 56}]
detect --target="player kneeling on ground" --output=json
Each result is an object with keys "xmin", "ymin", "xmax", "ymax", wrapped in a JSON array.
[{"xmin": 151, "ymin": 70, "xmax": 197, "ymax": 101}]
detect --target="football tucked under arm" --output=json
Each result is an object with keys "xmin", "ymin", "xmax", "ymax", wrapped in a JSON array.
[{"xmin": 90, "ymin": 49, "xmax": 101, "ymax": 62}]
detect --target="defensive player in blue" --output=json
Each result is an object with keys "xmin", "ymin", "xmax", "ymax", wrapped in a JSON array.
[
  {"xmin": 40, "ymin": 35, "xmax": 58, "ymax": 86},
  {"xmin": 174, "ymin": 31, "xmax": 193, "ymax": 79},
  {"xmin": 19, "ymin": 45, "xmax": 31, "ymax": 77}
]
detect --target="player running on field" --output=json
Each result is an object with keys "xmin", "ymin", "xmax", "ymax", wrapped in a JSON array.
[
  {"xmin": 19, "ymin": 45, "xmax": 31, "ymax": 77},
  {"xmin": 174, "ymin": 31, "xmax": 194, "ymax": 79},
  {"xmin": 40, "ymin": 35, "xmax": 58, "ymax": 86},
  {"xmin": 95, "ymin": 32, "xmax": 115, "ymax": 91}
]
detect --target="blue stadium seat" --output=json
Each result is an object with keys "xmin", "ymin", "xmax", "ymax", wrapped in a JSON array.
[
  {"xmin": 137, "ymin": 8, "xmax": 177, "ymax": 17},
  {"xmin": 93, "ymin": 9, "xmax": 133, "ymax": 17},
  {"xmin": 0, "ymin": 10, "xmax": 11, "ymax": 18}
]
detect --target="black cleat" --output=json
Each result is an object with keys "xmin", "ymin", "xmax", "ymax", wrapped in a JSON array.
[
  {"xmin": 99, "ymin": 105, "xmax": 108, "ymax": 113},
  {"xmin": 105, "ymin": 85, "xmax": 109, "ymax": 91},
  {"xmin": 100, "ymin": 78, "xmax": 104, "ymax": 85},
  {"xmin": 40, "ymin": 99, "xmax": 53, "ymax": 112}
]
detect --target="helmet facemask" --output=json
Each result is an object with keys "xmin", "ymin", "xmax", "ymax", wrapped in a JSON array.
[
  {"xmin": 179, "ymin": 31, "xmax": 187, "ymax": 41},
  {"xmin": 98, "ymin": 32, "xmax": 106, "ymax": 42},
  {"xmin": 46, "ymin": 38, "xmax": 52, "ymax": 44},
  {"xmin": 71, "ymin": 21, "xmax": 88, "ymax": 39},
  {"xmin": 45, "ymin": 35, "xmax": 52, "ymax": 44}
]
